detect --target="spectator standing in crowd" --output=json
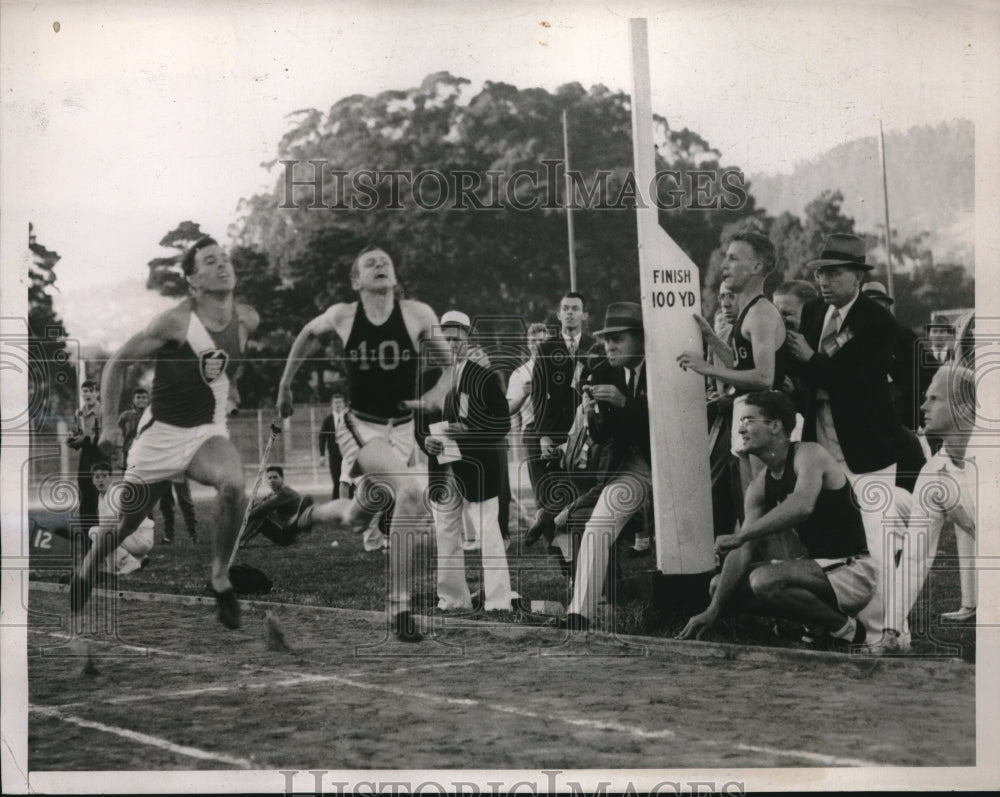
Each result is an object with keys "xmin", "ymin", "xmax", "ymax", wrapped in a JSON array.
[
  {"xmin": 785, "ymin": 233, "xmax": 905, "ymax": 648},
  {"xmin": 507, "ymin": 322, "xmax": 549, "ymax": 465},
  {"xmin": 117, "ymin": 387, "xmax": 149, "ymax": 469},
  {"xmin": 68, "ymin": 379, "xmax": 103, "ymax": 531},
  {"xmin": 244, "ymin": 466, "xmax": 313, "ymax": 546},
  {"xmin": 278, "ymin": 242, "xmax": 453, "ymax": 641},
  {"xmin": 678, "ymin": 231, "xmax": 788, "ymax": 535},
  {"xmin": 772, "ymin": 280, "xmax": 818, "ymax": 334},
  {"xmin": 423, "ymin": 311, "xmax": 515, "ymax": 612},
  {"xmin": 677, "ymin": 391, "xmax": 873, "ymax": 650},
  {"xmin": 318, "ymin": 390, "xmax": 350, "ymax": 500},
  {"xmin": 86, "ymin": 461, "xmax": 155, "ymax": 576},
  {"xmin": 862, "ymin": 281, "xmax": 920, "ymax": 430},
  {"xmin": 888, "ymin": 364, "xmax": 978, "ymax": 651},
  {"xmin": 860, "ymin": 281, "xmax": 926, "ymax": 493},
  {"xmin": 72, "ymin": 236, "xmax": 260, "ymax": 630},
  {"xmin": 528, "ymin": 293, "xmax": 596, "ymax": 541},
  {"xmin": 555, "ymin": 302, "xmax": 650, "ymax": 631}
]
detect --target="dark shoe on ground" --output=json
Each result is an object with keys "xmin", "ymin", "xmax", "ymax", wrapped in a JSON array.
[
  {"xmin": 524, "ymin": 518, "xmax": 550, "ymax": 548},
  {"xmin": 211, "ymin": 586, "xmax": 241, "ymax": 630},
  {"xmin": 548, "ymin": 612, "xmax": 590, "ymax": 632},
  {"xmin": 392, "ymin": 611, "xmax": 423, "ymax": 643},
  {"xmin": 627, "ymin": 546, "xmax": 652, "ymax": 558}
]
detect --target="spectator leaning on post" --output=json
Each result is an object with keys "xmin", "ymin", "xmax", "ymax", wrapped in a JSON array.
[
  {"xmin": 784, "ymin": 232, "xmax": 906, "ymax": 649},
  {"xmin": 677, "ymin": 231, "xmax": 788, "ymax": 534},
  {"xmin": 676, "ymin": 391, "xmax": 874, "ymax": 651},
  {"xmin": 552, "ymin": 302, "xmax": 650, "ymax": 632}
]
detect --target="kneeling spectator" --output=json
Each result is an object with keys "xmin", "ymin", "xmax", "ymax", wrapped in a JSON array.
[
  {"xmin": 677, "ymin": 391, "xmax": 875, "ymax": 650},
  {"xmin": 245, "ymin": 466, "xmax": 313, "ymax": 546},
  {"xmin": 87, "ymin": 462, "xmax": 154, "ymax": 575}
]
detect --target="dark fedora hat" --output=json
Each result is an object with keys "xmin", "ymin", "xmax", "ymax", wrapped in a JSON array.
[
  {"xmin": 807, "ymin": 233, "xmax": 874, "ymax": 271},
  {"xmin": 594, "ymin": 301, "xmax": 643, "ymax": 337}
]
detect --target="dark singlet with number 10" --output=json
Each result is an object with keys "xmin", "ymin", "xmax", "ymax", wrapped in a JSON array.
[{"xmin": 344, "ymin": 300, "xmax": 420, "ymax": 422}]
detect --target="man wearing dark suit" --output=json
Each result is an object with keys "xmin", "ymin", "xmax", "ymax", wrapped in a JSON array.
[
  {"xmin": 424, "ymin": 311, "xmax": 514, "ymax": 612},
  {"xmin": 555, "ymin": 302, "xmax": 651, "ymax": 631},
  {"xmin": 525, "ymin": 292, "xmax": 597, "ymax": 546},
  {"xmin": 318, "ymin": 391, "xmax": 349, "ymax": 499},
  {"xmin": 785, "ymin": 233, "xmax": 906, "ymax": 647}
]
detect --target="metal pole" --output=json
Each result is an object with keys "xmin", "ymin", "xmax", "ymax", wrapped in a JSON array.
[
  {"xmin": 878, "ymin": 119, "xmax": 897, "ymax": 313},
  {"xmin": 562, "ymin": 109, "xmax": 578, "ymax": 292}
]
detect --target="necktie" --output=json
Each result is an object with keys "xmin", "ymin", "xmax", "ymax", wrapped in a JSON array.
[
  {"xmin": 819, "ymin": 309, "xmax": 841, "ymax": 356},
  {"xmin": 567, "ymin": 337, "xmax": 577, "ymax": 357}
]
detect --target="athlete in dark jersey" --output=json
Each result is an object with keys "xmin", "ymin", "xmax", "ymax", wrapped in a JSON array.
[
  {"xmin": 730, "ymin": 295, "xmax": 788, "ymax": 394},
  {"xmin": 678, "ymin": 391, "xmax": 877, "ymax": 649},
  {"xmin": 277, "ymin": 243, "xmax": 452, "ymax": 642},
  {"xmin": 764, "ymin": 442, "xmax": 868, "ymax": 559},
  {"xmin": 72, "ymin": 237, "xmax": 259, "ymax": 637},
  {"xmin": 343, "ymin": 299, "xmax": 420, "ymax": 423}
]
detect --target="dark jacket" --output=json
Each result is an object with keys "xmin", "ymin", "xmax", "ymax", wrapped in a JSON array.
[
  {"xmin": 318, "ymin": 413, "xmax": 344, "ymax": 479},
  {"xmin": 790, "ymin": 294, "xmax": 901, "ymax": 473},
  {"xmin": 442, "ymin": 359, "xmax": 511, "ymax": 503},
  {"xmin": 585, "ymin": 357, "xmax": 650, "ymax": 472},
  {"xmin": 531, "ymin": 333, "xmax": 597, "ymax": 441}
]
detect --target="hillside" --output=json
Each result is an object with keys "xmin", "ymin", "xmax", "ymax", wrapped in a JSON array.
[{"xmin": 747, "ymin": 120, "xmax": 974, "ymax": 268}]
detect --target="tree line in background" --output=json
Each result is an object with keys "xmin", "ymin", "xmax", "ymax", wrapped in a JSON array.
[{"xmin": 29, "ymin": 72, "xmax": 974, "ymax": 418}]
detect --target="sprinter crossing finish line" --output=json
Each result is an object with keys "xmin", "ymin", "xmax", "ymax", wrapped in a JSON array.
[{"xmin": 628, "ymin": 18, "xmax": 715, "ymax": 589}]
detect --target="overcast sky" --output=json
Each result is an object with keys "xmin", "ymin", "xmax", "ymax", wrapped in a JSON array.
[{"xmin": 2, "ymin": 0, "xmax": 995, "ymax": 348}]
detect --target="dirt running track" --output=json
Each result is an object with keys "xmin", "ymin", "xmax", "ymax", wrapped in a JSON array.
[{"xmin": 26, "ymin": 585, "xmax": 974, "ymax": 771}]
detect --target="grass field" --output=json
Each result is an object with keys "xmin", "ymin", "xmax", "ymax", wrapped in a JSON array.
[{"xmin": 30, "ymin": 491, "xmax": 978, "ymax": 659}]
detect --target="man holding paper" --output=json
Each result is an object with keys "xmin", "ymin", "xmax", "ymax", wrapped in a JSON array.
[{"xmin": 423, "ymin": 310, "xmax": 515, "ymax": 612}]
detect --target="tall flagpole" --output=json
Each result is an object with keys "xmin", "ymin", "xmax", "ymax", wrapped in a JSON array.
[
  {"xmin": 562, "ymin": 109, "xmax": 577, "ymax": 291},
  {"xmin": 878, "ymin": 119, "xmax": 897, "ymax": 313},
  {"xmin": 629, "ymin": 18, "xmax": 714, "ymax": 577}
]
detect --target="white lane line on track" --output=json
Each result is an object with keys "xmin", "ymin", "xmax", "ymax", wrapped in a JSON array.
[
  {"xmin": 735, "ymin": 743, "xmax": 880, "ymax": 768},
  {"xmin": 30, "ymin": 622, "xmax": 880, "ymax": 765},
  {"xmin": 29, "ymin": 704, "xmax": 256, "ymax": 768}
]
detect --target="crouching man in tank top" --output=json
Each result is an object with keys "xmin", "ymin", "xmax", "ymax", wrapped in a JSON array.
[
  {"xmin": 277, "ymin": 243, "xmax": 452, "ymax": 642},
  {"xmin": 677, "ymin": 390, "xmax": 876, "ymax": 651}
]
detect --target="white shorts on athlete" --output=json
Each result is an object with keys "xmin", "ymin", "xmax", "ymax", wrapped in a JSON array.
[
  {"xmin": 335, "ymin": 412, "xmax": 416, "ymax": 482},
  {"xmin": 814, "ymin": 555, "xmax": 877, "ymax": 616},
  {"xmin": 124, "ymin": 412, "xmax": 229, "ymax": 485}
]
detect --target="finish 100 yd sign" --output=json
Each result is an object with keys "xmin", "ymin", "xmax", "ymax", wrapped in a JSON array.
[{"xmin": 650, "ymin": 268, "xmax": 697, "ymax": 309}]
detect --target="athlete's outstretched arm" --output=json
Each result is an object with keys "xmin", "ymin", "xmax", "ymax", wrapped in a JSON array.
[
  {"xmin": 277, "ymin": 310, "xmax": 337, "ymax": 418},
  {"xmin": 98, "ymin": 311, "xmax": 183, "ymax": 455}
]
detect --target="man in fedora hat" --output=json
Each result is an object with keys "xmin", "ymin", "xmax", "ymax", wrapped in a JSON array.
[
  {"xmin": 785, "ymin": 232, "xmax": 909, "ymax": 651},
  {"xmin": 862, "ymin": 281, "xmax": 921, "ymax": 432},
  {"xmin": 555, "ymin": 301, "xmax": 651, "ymax": 631}
]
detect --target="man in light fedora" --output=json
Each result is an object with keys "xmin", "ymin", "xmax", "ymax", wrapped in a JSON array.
[
  {"xmin": 555, "ymin": 302, "xmax": 651, "ymax": 631},
  {"xmin": 785, "ymin": 233, "xmax": 909, "ymax": 652}
]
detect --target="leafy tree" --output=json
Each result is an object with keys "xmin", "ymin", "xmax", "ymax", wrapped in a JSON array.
[
  {"xmin": 146, "ymin": 220, "xmax": 208, "ymax": 297},
  {"xmin": 28, "ymin": 223, "xmax": 75, "ymax": 430}
]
